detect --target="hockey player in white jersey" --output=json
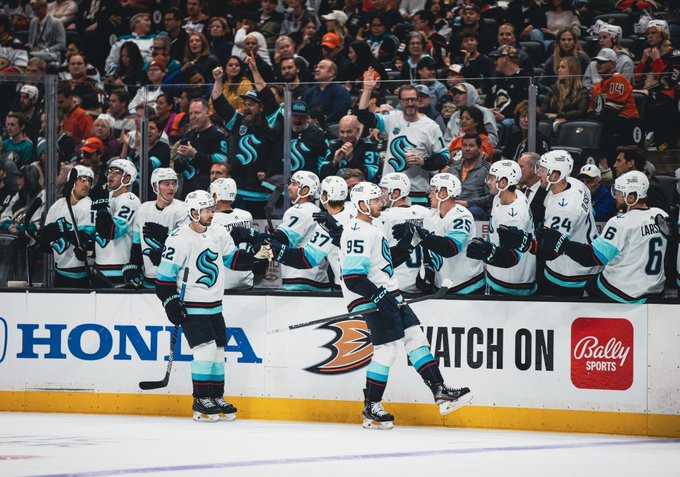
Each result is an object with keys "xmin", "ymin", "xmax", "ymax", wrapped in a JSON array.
[
  {"xmin": 155, "ymin": 190, "xmax": 271, "ymax": 422},
  {"xmin": 340, "ymin": 181, "xmax": 472, "ymax": 429},
  {"xmin": 37, "ymin": 165, "xmax": 96, "ymax": 288},
  {"xmin": 89, "ymin": 158, "xmax": 141, "ymax": 285},
  {"xmin": 209, "ymin": 178, "xmax": 254, "ymax": 290},
  {"xmin": 378, "ymin": 173, "xmax": 429, "ymax": 293},
  {"xmin": 356, "ymin": 69, "xmax": 449, "ymax": 205},
  {"xmin": 540, "ymin": 171, "xmax": 667, "ymax": 303},
  {"xmin": 123, "ymin": 168, "xmax": 187, "ymax": 289},
  {"xmin": 465, "ymin": 160, "xmax": 537, "ymax": 295},
  {"xmin": 395, "ymin": 173, "xmax": 485, "ymax": 294}
]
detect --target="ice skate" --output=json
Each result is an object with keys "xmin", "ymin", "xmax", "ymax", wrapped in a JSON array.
[
  {"xmin": 430, "ymin": 383, "xmax": 473, "ymax": 416},
  {"xmin": 213, "ymin": 397, "xmax": 237, "ymax": 421},
  {"xmin": 362, "ymin": 401, "xmax": 394, "ymax": 430},
  {"xmin": 192, "ymin": 397, "xmax": 220, "ymax": 422}
]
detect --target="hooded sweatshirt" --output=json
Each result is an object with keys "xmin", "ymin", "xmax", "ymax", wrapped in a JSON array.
[{"xmin": 444, "ymin": 82, "xmax": 499, "ymax": 146}]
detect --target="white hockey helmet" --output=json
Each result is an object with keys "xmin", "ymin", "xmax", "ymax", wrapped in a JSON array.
[
  {"xmin": 379, "ymin": 172, "xmax": 411, "ymax": 206},
  {"xmin": 108, "ymin": 158, "xmax": 137, "ymax": 187},
  {"xmin": 350, "ymin": 181, "xmax": 384, "ymax": 217},
  {"xmin": 74, "ymin": 164, "xmax": 94, "ymax": 181},
  {"xmin": 290, "ymin": 170, "xmax": 319, "ymax": 204},
  {"xmin": 599, "ymin": 22, "xmax": 622, "ymax": 39},
  {"xmin": 613, "ymin": 170, "xmax": 648, "ymax": 208},
  {"xmin": 210, "ymin": 177, "xmax": 238, "ymax": 202},
  {"xmin": 488, "ymin": 160, "xmax": 521, "ymax": 192},
  {"xmin": 185, "ymin": 190, "xmax": 216, "ymax": 221},
  {"xmin": 537, "ymin": 150, "xmax": 573, "ymax": 187},
  {"xmin": 430, "ymin": 173, "xmax": 462, "ymax": 201},
  {"xmin": 319, "ymin": 175, "xmax": 348, "ymax": 204},
  {"xmin": 150, "ymin": 167, "xmax": 178, "ymax": 194}
]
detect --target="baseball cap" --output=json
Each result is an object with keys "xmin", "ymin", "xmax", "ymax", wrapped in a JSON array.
[
  {"xmin": 489, "ymin": 45, "xmax": 519, "ymax": 59},
  {"xmin": 448, "ymin": 64, "xmax": 463, "ymax": 75},
  {"xmin": 577, "ymin": 164, "xmax": 601, "ymax": 179},
  {"xmin": 416, "ymin": 56, "xmax": 437, "ymax": 70},
  {"xmin": 149, "ymin": 55, "xmax": 167, "ymax": 71},
  {"xmin": 593, "ymin": 48, "xmax": 617, "ymax": 62},
  {"xmin": 240, "ymin": 90, "xmax": 262, "ymax": 103},
  {"xmin": 453, "ymin": 83, "xmax": 467, "ymax": 94},
  {"xmin": 321, "ymin": 10, "xmax": 348, "ymax": 26},
  {"xmin": 415, "ymin": 84, "xmax": 431, "ymax": 97},
  {"xmin": 20, "ymin": 84, "xmax": 39, "ymax": 100},
  {"xmin": 291, "ymin": 100, "xmax": 309, "ymax": 116},
  {"xmin": 81, "ymin": 137, "xmax": 104, "ymax": 154},
  {"xmin": 321, "ymin": 33, "xmax": 341, "ymax": 49}
]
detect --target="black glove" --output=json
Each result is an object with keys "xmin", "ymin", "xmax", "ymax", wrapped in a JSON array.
[
  {"xmin": 498, "ymin": 225, "xmax": 532, "ymax": 252},
  {"xmin": 392, "ymin": 222, "xmax": 416, "ymax": 242},
  {"xmin": 73, "ymin": 246, "xmax": 88, "ymax": 262},
  {"xmin": 143, "ymin": 222, "xmax": 169, "ymax": 244},
  {"xmin": 414, "ymin": 225, "xmax": 432, "ymax": 241},
  {"xmin": 370, "ymin": 286, "xmax": 400, "ymax": 315},
  {"xmin": 147, "ymin": 248, "xmax": 163, "ymax": 266},
  {"xmin": 40, "ymin": 220, "xmax": 70, "ymax": 243},
  {"xmin": 466, "ymin": 238, "xmax": 497, "ymax": 262},
  {"xmin": 231, "ymin": 226, "xmax": 259, "ymax": 245},
  {"xmin": 163, "ymin": 294, "xmax": 187, "ymax": 325},
  {"xmin": 539, "ymin": 227, "xmax": 569, "ymax": 257},
  {"xmin": 122, "ymin": 264, "xmax": 144, "ymax": 288},
  {"xmin": 267, "ymin": 239, "xmax": 288, "ymax": 262},
  {"xmin": 89, "ymin": 183, "xmax": 109, "ymax": 211},
  {"xmin": 63, "ymin": 167, "xmax": 78, "ymax": 197},
  {"xmin": 313, "ymin": 212, "xmax": 343, "ymax": 241}
]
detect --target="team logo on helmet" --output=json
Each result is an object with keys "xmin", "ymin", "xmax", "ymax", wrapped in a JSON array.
[{"xmin": 305, "ymin": 318, "xmax": 373, "ymax": 374}]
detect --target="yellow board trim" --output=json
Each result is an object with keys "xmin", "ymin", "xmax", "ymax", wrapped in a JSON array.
[{"xmin": 1, "ymin": 391, "xmax": 679, "ymax": 438}]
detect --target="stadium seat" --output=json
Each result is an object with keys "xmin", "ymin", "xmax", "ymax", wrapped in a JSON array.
[
  {"xmin": 632, "ymin": 92, "xmax": 649, "ymax": 147},
  {"xmin": 537, "ymin": 121, "xmax": 553, "ymax": 143},
  {"xmin": 551, "ymin": 120, "xmax": 603, "ymax": 170},
  {"xmin": 520, "ymin": 41, "xmax": 544, "ymax": 66},
  {"xmin": 384, "ymin": 94, "xmax": 399, "ymax": 107},
  {"xmin": 326, "ymin": 122, "xmax": 340, "ymax": 140},
  {"xmin": 619, "ymin": 38, "xmax": 639, "ymax": 60},
  {"xmin": 593, "ymin": 13, "xmax": 634, "ymax": 37}
]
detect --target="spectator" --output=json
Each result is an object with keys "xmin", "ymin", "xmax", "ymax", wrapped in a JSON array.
[
  {"xmin": 75, "ymin": 136, "xmax": 105, "ymax": 175},
  {"xmin": 413, "ymin": 9, "xmax": 448, "ymax": 67},
  {"xmin": 321, "ymin": 10, "xmax": 349, "ymax": 48},
  {"xmin": 320, "ymin": 32, "xmax": 351, "ymax": 82},
  {"xmin": 517, "ymin": 151, "xmax": 541, "ymax": 206},
  {"xmin": 258, "ymin": 0, "xmax": 283, "ymax": 49},
  {"xmin": 416, "ymin": 56, "xmax": 447, "ymax": 104},
  {"xmin": 0, "ymin": 158, "xmax": 19, "ymax": 217},
  {"xmin": 3, "ymin": 112, "xmax": 33, "ymax": 166},
  {"xmin": 495, "ymin": 22, "xmax": 533, "ymax": 71},
  {"xmin": 153, "ymin": 94, "xmax": 177, "ymax": 138},
  {"xmin": 182, "ymin": 31, "xmax": 221, "ymax": 83},
  {"xmin": 0, "ymin": 162, "xmax": 43, "ymax": 236},
  {"xmin": 320, "ymin": 114, "xmax": 381, "ymax": 181},
  {"xmin": 218, "ymin": 56, "xmax": 254, "ymax": 112},
  {"xmin": 273, "ymin": 35, "xmax": 310, "ymax": 81},
  {"xmin": 238, "ymin": 31, "xmax": 275, "ymax": 83},
  {"xmin": 540, "ymin": 28, "xmax": 590, "ymax": 88},
  {"xmin": 486, "ymin": 45, "xmax": 532, "ymax": 127},
  {"xmin": 14, "ymin": 84, "xmax": 41, "ymax": 145},
  {"xmin": 206, "ymin": 17, "xmax": 231, "ymax": 66},
  {"xmin": 283, "ymin": 100, "xmax": 327, "ymax": 174},
  {"xmin": 58, "ymin": 84, "xmax": 93, "ymax": 144},
  {"xmin": 425, "ymin": 0, "xmax": 452, "ymax": 41},
  {"xmin": 576, "ymin": 164, "xmax": 615, "ymax": 222},
  {"xmin": 583, "ymin": 22, "xmax": 633, "ymax": 89},
  {"xmin": 27, "ymin": 0, "xmax": 66, "ymax": 62},
  {"xmin": 449, "ymin": 2, "xmax": 495, "ymax": 54},
  {"xmin": 127, "ymin": 116, "xmax": 170, "ymax": 172},
  {"xmin": 612, "ymin": 145, "xmax": 668, "ymax": 212},
  {"xmin": 416, "ymin": 84, "xmax": 446, "ymax": 134},
  {"xmin": 0, "ymin": 14, "xmax": 28, "ymax": 69},
  {"xmin": 106, "ymin": 89, "xmax": 135, "ymax": 139},
  {"xmin": 303, "ymin": 59, "xmax": 352, "ymax": 124},
  {"xmin": 210, "ymin": 163, "xmax": 231, "ymax": 182},
  {"xmin": 444, "ymin": 63, "xmax": 465, "ymax": 91},
  {"xmin": 446, "ymin": 106, "xmax": 494, "ymax": 164},
  {"xmin": 444, "ymin": 82, "xmax": 499, "ymax": 146},
  {"xmin": 73, "ymin": 0, "xmax": 124, "ymax": 73},
  {"xmin": 48, "ymin": 0, "xmax": 76, "ymax": 26},
  {"xmin": 452, "ymin": 29, "xmax": 493, "ymax": 97},
  {"xmin": 278, "ymin": 56, "xmax": 307, "ymax": 100},
  {"xmin": 66, "ymin": 53, "xmax": 101, "ymax": 112},
  {"xmin": 450, "ymin": 133, "xmax": 492, "ymax": 219},
  {"xmin": 337, "ymin": 166, "xmax": 365, "ymax": 192},
  {"xmin": 506, "ymin": 0, "xmax": 547, "ymax": 43},
  {"xmin": 128, "ymin": 55, "xmax": 168, "ymax": 113},
  {"xmin": 90, "ymin": 115, "xmax": 120, "ymax": 162},
  {"xmin": 543, "ymin": 0, "xmax": 581, "ymax": 40},
  {"xmin": 280, "ymin": 0, "xmax": 318, "ymax": 37},
  {"xmin": 292, "ymin": 16, "xmax": 323, "ymax": 70},
  {"xmin": 164, "ymin": 7, "xmax": 189, "ymax": 62},
  {"xmin": 503, "ymin": 100, "xmax": 550, "ymax": 161},
  {"xmin": 365, "ymin": 13, "xmax": 399, "ymax": 70},
  {"xmin": 633, "ymin": 20, "xmax": 679, "ymax": 152},
  {"xmin": 344, "ymin": 41, "xmax": 388, "ymax": 95},
  {"xmin": 183, "ymin": 0, "xmax": 210, "ymax": 35},
  {"xmin": 541, "ymin": 56, "xmax": 588, "ymax": 127},
  {"xmin": 58, "ymin": 41, "xmax": 102, "ymax": 83},
  {"xmin": 103, "ymin": 41, "xmax": 148, "ymax": 98},
  {"xmin": 145, "ymin": 34, "xmax": 182, "ymax": 75},
  {"xmin": 105, "ymin": 12, "xmax": 155, "ymax": 76},
  {"xmin": 364, "ymin": 0, "xmax": 402, "ymax": 34},
  {"xmin": 399, "ymin": 32, "xmax": 429, "ymax": 86}
]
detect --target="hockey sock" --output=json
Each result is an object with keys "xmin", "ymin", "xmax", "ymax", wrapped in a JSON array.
[
  {"xmin": 365, "ymin": 360, "xmax": 390, "ymax": 402},
  {"xmin": 211, "ymin": 357, "xmax": 225, "ymax": 398},
  {"xmin": 408, "ymin": 347, "xmax": 443, "ymax": 384},
  {"xmin": 191, "ymin": 360, "xmax": 213, "ymax": 398}
]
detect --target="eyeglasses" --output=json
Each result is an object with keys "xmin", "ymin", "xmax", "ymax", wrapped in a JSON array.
[
  {"xmin": 151, "ymin": 46, "xmax": 167, "ymax": 51},
  {"xmin": 399, "ymin": 97, "xmax": 418, "ymax": 103}
]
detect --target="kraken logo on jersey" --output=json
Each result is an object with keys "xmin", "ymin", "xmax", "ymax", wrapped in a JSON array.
[
  {"xmin": 381, "ymin": 238, "xmax": 394, "ymax": 277},
  {"xmin": 95, "ymin": 235, "xmax": 109, "ymax": 248},
  {"xmin": 52, "ymin": 237, "xmax": 69, "ymax": 254},
  {"xmin": 235, "ymin": 134, "xmax": 262, "ymax": 165},
  {"xmin": 290, "ymin": 139, "xmax": 311, "ymax": 172},
  {"xmin": 182, "ymin": 163, "xmax": 197, "ymax": 181},
  {"xmin": 142, "ymin": 235, "xmax": 162, "ymax": 257},
  {"xmin": 196, "ymin": 248, "xmax": 219, "ymax": 287},
  {"xmin": 430, "ymin": 251, "xmax": 444, "ymax": 271},
  {"xmin": 388, "ymin": 136, "xmax": 416, "ymax": 172},
  {"xmin": 305, "ymin": 318, "xmax": 373, "ymax": 374}
]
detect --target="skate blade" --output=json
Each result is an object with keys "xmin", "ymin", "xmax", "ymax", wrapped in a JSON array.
[
  {"xmin": 218, "ymin": 412, "xmax": 237, "ymax": 421},
  {"xmin": 438, "ymin": 392, "xmax": 474, "ymax": 416},
  {"xmin": 362, "ymin": 418, "xmax": 394, "ymax": 430},
  {"xmin": 193, "ymin": 412, "xmax": 220, "ymax": 422}
]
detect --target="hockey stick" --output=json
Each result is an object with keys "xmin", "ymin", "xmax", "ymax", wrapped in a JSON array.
[
  {"xmin": 139, "ymin": 267, "xmax": 190, "ymax": 390},
  {"xmin": 268, "ymin": 279, "xmax": 453, "ymax": 334},
  {"xmin": 64, "ymin": 172, "xmax": 97, "ymax": 288},
  {"xmin": 655, "ymin": 213, "xmax": 680, "ymax": 242},
  {"xmin": 264, "ymin": 185, "xmax": 284, "ymax": 233},
  {"xmin": 22, "ymin": 196, "xmax": 43, "ymax": 287}
]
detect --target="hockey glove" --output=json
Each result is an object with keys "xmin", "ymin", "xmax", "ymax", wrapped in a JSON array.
[
  {"xmin": 466, "ymin": 238, "xmax": 497, "ymax": 263},
  {"xmin": 266, "ymin": 239, "xmax": 288, "ymax": 262},
  {"xmin": 392, "ymin": 222, "xmax": 416, "ymax": 242},
  {"xmin": 89, "ymin": 183, "xmax": 109, "ymax": 211},
  {"xmin": 122, "ymin": 264, "xmax": 144, "ymax": 288},
  {"xmin": 163, "ymin": 294, "xmax": 187, "ymax": 326},
  {"xmin": 144, "ymin": 247, "xmax": 163, "ymax": 266},
  {"xmin": 498, "ymin": 225, "xmax": 532, "ymax": 252},
  {"xmin": 143, "ymin": 222, "xmax": 169, "ymax": 244},
  {"xmin": 313, "ymin": 212, "xmax": 343, "ymax": 243},
  {"xmin": 73, "ymin": 246, "xmax": 88, "ymax": 262},
  {"xmin": 252, "ymin": 242, "xmax": 274, "ymax": 261},
  {"xmin": 539, "ymin": 227, "xmax": 569, "ymax": 257},
  {"xmin": 370, "ymin": 286, "xmax": 400, "ymax": 315},
  {"xmin": 231, "ymin": 226, "xmax": 259, "ymax": 245},
  {"xmin": 414, "ymin": 225, "xmax": 433, "ymax": 241},
  {"xmin": 40, "ymin": 220, "xmax": 70, "ymax": 243},
  {"xmin": 63, "ymin": 167, "xmax": 78, "ymax": 197}
]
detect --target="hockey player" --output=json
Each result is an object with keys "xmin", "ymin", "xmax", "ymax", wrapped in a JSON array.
[
  {"xmin": 209, "ymin": 178, "xmax": 255, "ymax": 290},
  {"xmin": 540, "ymin": 171, "xmax": 667, "ymax": 303},
  {"xmin": 531, "ymin": 150, "xmax": 601, "ymax": 296},
  {"xmin": 465, "ymin": 160, "xmax": 537, "ymax": 295},
  {"xmin": 341, "ymin": 181, "xmax": 472, "ymax": 429},
  {"xmin": 378, "ymin": 173, "xmax": 429, "ymax": 293},
  {"xmin": 90, "ymin": 158, "xmax": 141, "ymax": 285},
  {"xmin": 36, "ymin": 165, "xmax": 96, "ymax": 288},
  {"xmin": 155, "ymin": 190, "xmax": 270, "ymax": 422},
  {"xmin": 123, "ymin": 168, "xmax": 186, "ymax": 289},
  {"xmin": 395, "ymin": 173, "xmax": 485, "ymax": 294}
]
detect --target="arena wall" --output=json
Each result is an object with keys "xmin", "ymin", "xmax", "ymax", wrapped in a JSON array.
[{"xmin": 0, "ymin": 291, "xmax": 678, "ymax": 437}]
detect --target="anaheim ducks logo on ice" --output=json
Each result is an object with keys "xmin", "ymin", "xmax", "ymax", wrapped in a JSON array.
[{"xmin": 305, "ymin": 318, "xmax": 373, "ymax": 374}]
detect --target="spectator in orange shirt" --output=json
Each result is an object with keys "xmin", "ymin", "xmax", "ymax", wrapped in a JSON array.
[
  {"xmin": 57, "ymin": 84, "xmax": 93, "ymax": 144},
  {"xmin": 447, "ymin": 106, "xmax": 494, "ymax": 164}
]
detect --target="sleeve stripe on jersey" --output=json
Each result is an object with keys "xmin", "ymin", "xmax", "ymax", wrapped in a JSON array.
[
  {"xmin": 156, "ymin": 261, "xmax": 181, "ymax": 282},
  {"xmin": 303, "ymin": 244, "xmax": 327, "ymax": 267},
  {"xmin": 223, "ymin": 249, "xmax": 239, "ymax": 269},
  {"xmin": 342, "ymin": 255, "xmax": 370, "ymax": 276},
  {"xmin": 132, "ymin": 230, "xmax": 141, "ymax": 245},
  {"xmin": 113, "ymin": 216, "xmax": 129, "ymax": 239},
  {"xmin": 278, "ymin": 227, "xmax": 302, "ymax": 248},
  {"xmin": 591, "ymin": 237, "xmax": 619, "ymax": 265}
]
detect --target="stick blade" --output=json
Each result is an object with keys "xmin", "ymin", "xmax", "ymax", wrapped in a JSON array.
[{"xmin": 139, "ymin": 379, "xmax": 169, "ymax": 390}]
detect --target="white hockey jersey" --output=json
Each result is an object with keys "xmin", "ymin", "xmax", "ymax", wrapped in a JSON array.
[
  {"xmin": 340, "ymin": 218, "xmax": 402, "ymax": 312},
  {"xmin": 278, "ymin": 201, "xmax": 330, "ymax": 291},
  {"xmin": 94, "ymin": 191, "xmax": 141, "ymax": 278},
  {"xmin": 423, "ymin": 204, "xmax": 485, "ymax": 293},
  {"xmin": 379, "ymin": 204, "xmax": 430, "ymax": 293},
  {"xmin": 486, "ymin": 192, "xmax": 536, "ymax": 295},
  {"xmin": 543, "ymin": 178, "xmax": 601, "ymax": 287},
  {"xmin": 592, "ymin": 208, "xmax": 667, "ymax": 302},
  {"xmin": 44, "ymin": 196, "xmax": 95, "ymax": 280},
  {"xmin": 133, "ymin": 199, "xmax": 187, "ymax": 287},
  {"xmin": 211, "ymin": 208, "xmax": 254, "ymax": 290}
]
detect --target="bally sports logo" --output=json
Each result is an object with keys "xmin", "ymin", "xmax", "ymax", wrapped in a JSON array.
[{"xmin": 571, "ymin": 317, "xmax": 633, "ymax": 390}]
